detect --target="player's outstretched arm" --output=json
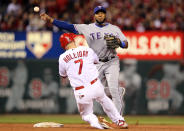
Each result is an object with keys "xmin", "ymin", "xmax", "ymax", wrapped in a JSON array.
[{"xmin": 40, "ymin": 13, "xmax": 78, "ymax": 33}]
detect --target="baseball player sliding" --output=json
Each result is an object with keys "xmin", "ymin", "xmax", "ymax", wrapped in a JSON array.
[
  {"xmin": 58, "ymin": 33, "xmax": 128, "ymax": 129},
  {"xmin": 40, "ymin": 6, "xmax": 128, "ymax": 115}
]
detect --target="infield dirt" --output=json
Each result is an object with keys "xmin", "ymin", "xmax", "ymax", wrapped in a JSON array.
[{"xmin": 0, "ymin": 124, "xmax": 184, "ymax": 131}]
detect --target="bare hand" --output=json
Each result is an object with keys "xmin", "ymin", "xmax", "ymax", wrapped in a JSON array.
[{"xmin": 40, "ymin": 13, "xmax": 54, "ymax": 23}]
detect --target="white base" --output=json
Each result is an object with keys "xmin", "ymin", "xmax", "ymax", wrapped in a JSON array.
[{"xmin": 33, "ymin": 122, "xmax": 64, "ymax": 127}]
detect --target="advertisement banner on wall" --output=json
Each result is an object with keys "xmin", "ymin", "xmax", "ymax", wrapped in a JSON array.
[
  {"xmin": 0, "ymin": 32, "xmax": 64, "ymax": 59},
  {"xmin": 117, "ymin": 32, "xmax": 184, "ymax": 60},
  {"xmin": 0, "ymin": 31, "xmax": 183, "ymax": 60},
  {"xmin": 0, "ymin": 32, "xmax": 26, "ymax": 58}
]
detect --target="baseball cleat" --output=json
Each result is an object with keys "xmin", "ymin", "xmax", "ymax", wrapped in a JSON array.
[
  {"xmin": 117, "ymin": 120, "xmax": 128, "ymax": 129},
  {"xmin": 108, "ymin": 120, "xmax": 128, "ymax": 129},
  {"xmin": 98, "ymin": 117, "xmax": 128, "ymax": 129},
  {"xmin": 98, "ymin": 117, "xmax": 113, "ymax": 129}
]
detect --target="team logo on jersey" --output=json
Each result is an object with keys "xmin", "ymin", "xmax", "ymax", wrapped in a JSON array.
[{"xmin": 26, "ymin": 32, "xmax": 52, "ymax": 59}]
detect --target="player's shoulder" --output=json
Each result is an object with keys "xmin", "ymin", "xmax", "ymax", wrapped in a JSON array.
[
  {"xmin": 110, "ymin": 23, "xmax": 120, "ymax": 29},
  {"xmin": 106, "ymin": 23, "xmax": 120, "ymax": 29},
  {"xmin": 59, "ymin": 53, "xmax": 65, "ymax": 62},
  {"xmin": 86, "ymin": 23, "xmax": 96, "ymax": 27},
  {"xmin": 59, "ymin": 50, "xmax": 69, "ymax": 62},
  {"xmin": 90, "ymin": 23, "xmax": 95, "ymax": 25}
]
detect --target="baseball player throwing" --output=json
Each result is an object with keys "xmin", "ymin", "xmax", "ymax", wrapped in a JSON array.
[
  {"xmin": 58, "ymin": 33, "xmax": 128, "ymax": 129},
  {"xmin": 40, "ymin": 6, "xmax": 128, "ymax": 114}
]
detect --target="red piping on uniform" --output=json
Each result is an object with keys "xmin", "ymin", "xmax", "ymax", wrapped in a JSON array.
[
  {"xmin": 90, "ymin": 78, "xmax": 98, "ymax": 85},
  {"xmin": 75, "ymin": 78, "xmax": 98, "ymax": 90}
]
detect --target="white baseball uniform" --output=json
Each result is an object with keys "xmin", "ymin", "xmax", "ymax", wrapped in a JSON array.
[{"xmin": 59, "ymin": 46, "xmax": 125, "ymax": 129}]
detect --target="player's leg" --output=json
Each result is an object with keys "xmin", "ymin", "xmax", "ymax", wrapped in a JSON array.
[
  {"xmin": 77, "ymin": 102, "xmax": 103, "ymax": 129},
  {"xmin": 96, "ymin": 90, "xmax": 128, "ymax": 128},
  {"xmin": 96, "ymin": 93, "xmax": 125, "ymax": 123},
  {"xmin": 94, "ymin": 62, "xmax": 108, "ymax": 114},
  {"xmin": 105, "ymin": 59, "xmax": 124, "ymax": 114},
  {"xmin": 91, "ymin": 79, "xmax": 128, "ymax": 129},
  {"xmin": 74, "ymin": 92, "xmax": 103, "ymax": 129}
]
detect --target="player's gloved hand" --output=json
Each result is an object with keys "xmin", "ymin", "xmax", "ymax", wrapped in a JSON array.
[{"xmin": 104, "ymin": 34, "xmax": 121, "ymax": 49}]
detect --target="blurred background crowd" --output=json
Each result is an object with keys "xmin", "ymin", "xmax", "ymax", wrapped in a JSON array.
[{"xmin": 0, "ymin": 0, "xmax": 184, "ymax": 32}]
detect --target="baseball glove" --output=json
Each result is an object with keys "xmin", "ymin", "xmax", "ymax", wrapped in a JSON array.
[{"xmin": 104, "ymin": 34, "xmax": 121, "ymax": 49}]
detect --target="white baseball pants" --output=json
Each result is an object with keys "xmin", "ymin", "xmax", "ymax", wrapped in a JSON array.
[{"xmin": 74, "ymin": 78, "xmax": 124, "ymax": 129}]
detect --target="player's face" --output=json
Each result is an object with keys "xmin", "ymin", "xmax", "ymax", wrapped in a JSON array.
[{"xmin": 94, "ymin": 11, "xmax": 106, "ymax": 23}]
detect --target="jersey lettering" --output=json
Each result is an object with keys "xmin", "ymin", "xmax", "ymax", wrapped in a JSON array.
[
  {"xmin": 89, "ymin": 32, "xmax": 117, "ymax": 40},
  {"xmin": 74, "ymin": 59, "xmax": 83, "ymax": 75},
  {"xmin": 63, "ymin": 50, "xmax": 88, "ymax": 63},
  {"xmin": 96, "ymin": 32, "xmax": 102, "ymax": 39}
]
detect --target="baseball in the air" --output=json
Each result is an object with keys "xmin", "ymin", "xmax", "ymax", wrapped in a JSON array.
[{"xmin": 34, "ymin": 6, "xmax": 40, "ymax": 12}]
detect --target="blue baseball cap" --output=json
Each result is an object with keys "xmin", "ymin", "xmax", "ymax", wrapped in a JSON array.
[{"xmin": 94, "ymin": 6, "xmax": 106, "ymax": 14}]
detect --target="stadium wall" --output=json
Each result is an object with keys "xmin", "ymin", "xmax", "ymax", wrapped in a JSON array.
[{"xmin": 0, "ymin": 31, "xmax": 183, "ymax": 115}]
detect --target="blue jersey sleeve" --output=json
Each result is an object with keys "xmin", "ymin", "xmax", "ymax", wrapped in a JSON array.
[{"xmin": 53, "ymin": 19, "xmax": 78, "ymax": 34}]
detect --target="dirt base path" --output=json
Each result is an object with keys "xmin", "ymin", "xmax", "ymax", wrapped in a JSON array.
[{"xmin": 0, "ymin": 124, "xmax": 184, "ymax": 131}]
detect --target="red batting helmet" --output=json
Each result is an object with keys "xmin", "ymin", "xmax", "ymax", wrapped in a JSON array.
[{"xmin": 59, "ymin": 33, "xmax": 76, "ymax": 49}]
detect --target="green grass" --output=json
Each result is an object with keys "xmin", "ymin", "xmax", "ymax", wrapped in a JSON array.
[
  {"xmin": 125, "ymin": 116, "xmax": 184, "ymax": 125},
  {"xmin": 0, "ymin": 114, "xmax": 84, "ymax": 124},
  {"xmin": 0, "ymin": 114, "xmax": 184, "ymax": 125}
]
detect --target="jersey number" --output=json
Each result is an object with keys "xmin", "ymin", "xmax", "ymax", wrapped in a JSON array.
[{"xmin": 74, "ymin": 59, "xmax": 83, "ymax": 75}]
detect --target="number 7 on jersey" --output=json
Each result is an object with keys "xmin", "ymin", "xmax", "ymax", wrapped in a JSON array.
[{"xmin": 74, "ymin": 59, "xmax": 83, "ymax": 75}]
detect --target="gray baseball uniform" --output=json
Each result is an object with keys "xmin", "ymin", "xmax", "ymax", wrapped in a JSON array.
[{"xmin": 74, "ymin": 23, "xmax": 127, "ymax": 114}]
